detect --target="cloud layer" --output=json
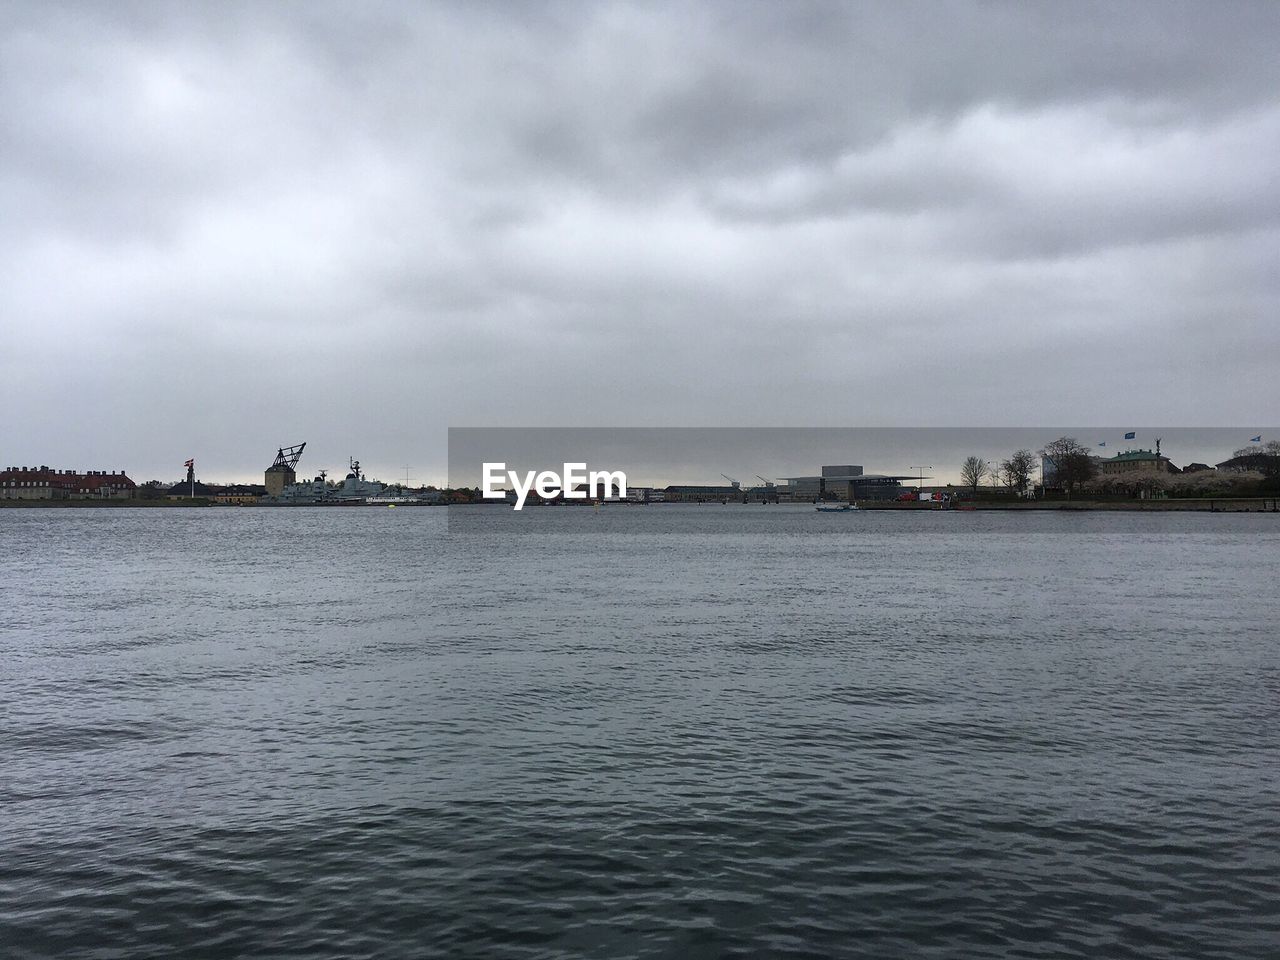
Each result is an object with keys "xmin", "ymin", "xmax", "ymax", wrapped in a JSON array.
[{"xmin": 3, "ymin": 2, "xmax": 1277, "ymax": 481}]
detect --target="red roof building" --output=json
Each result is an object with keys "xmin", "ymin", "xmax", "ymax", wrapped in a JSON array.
[{"xmin": 1, "ymin": 466, "xmax": 137, "ymax": 500}]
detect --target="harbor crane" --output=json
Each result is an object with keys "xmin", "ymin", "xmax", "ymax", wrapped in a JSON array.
[
  {"xmin": 263, "ymin": 441, "xmax": 307, "ymax": 498},
  {"xmin": 755, "ymin": 475, "xmax": 776, "ymax": 488},
  {"xmin": 270, "ymin": 443, "xmax": 306, "ymax": 470},
  {"xmin": 720, "ymin": 474, "xmax": 741, "ymax": 489}
]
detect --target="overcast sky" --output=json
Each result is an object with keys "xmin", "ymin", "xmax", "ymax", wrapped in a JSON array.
[{"xmin": 3, "ymin": 1, "xmax": 1278, "ymax": 484}]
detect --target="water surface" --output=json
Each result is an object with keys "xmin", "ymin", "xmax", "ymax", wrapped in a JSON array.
[{"xmin": 2, "ymin": 507, "xmax": 1277, "ymax": 958}]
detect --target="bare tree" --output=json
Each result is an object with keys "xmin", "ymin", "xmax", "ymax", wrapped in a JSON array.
[
  {"xmin": 960, "ymin": 456, "xmax": 989, "ymax": 491},
  {"xmin": 1228, "ymin": 441, "xmax": 1280, "ymax": 478},
  {"xmin": 1232, "ymin": 441, "xmax": 1280, "ymax": 458},
  {"xmin": 1040, "ymin": 437, "xmax": 1095, "ymax": 497},
  {"xmin": 999, "ymin": 449, "xmax": 1037, "ymax": 497}
]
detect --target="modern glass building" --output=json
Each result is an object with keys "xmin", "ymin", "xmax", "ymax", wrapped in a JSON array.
[{"xmin": 778, "ymin": 465, "xmax": 918, "ymax": 501}]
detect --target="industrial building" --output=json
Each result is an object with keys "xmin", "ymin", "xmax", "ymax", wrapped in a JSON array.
[
  {"xmin": 264, "ymin": 443, "xmax": 306, "ymax": 497},
  {"xmin": 1, "ymin": 466, "xmax": 136, "ymax": 500}
]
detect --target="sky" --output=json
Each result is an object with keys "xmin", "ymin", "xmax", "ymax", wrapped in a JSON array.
[{"xmin": 2, "ymin": 2, "xmax": 1278, "ymax": 485}]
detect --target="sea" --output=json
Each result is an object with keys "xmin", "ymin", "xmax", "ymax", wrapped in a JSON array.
[{"xmin": 2, "ymin": 505, "xmax": 1277, "ymax": 959}]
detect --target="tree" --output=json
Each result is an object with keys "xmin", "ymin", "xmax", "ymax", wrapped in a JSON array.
[
  {"xmin": 1181, "ymin": 471, "xmax": 1233, "ymax": 495},
  {"xmin": 1081, "ymin": 474, "xmax": 1119, "ymax": 496},
  {"xmin": 1232, "ymin": 441, "xmax": 1280, "ymax": 458},
  {"xmin": 999, "ymin": 449, "xmax": 1037, "ymax": 497},
  {"xmin": 1040, "ymin": 437, "xmax": 1095, "ymax": 497},
  {"xmin": 1228, "ymin": 441, "xmax": 1280, "ymax": 478},
  {"xmin": 1127, "ymin": 472, "xmax": 1172, "ymax": 499},
  {"xmin": 960, "ymin": 456, "xmax": 989, "ymax": 491}
]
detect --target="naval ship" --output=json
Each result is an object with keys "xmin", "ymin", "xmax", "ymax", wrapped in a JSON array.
[{"xmin": 271, "ymin": 458, "xmax": 387, "ymax": 504}]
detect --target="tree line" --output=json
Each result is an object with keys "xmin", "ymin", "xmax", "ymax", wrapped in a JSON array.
[
  {"xmin": 959, "ymin": 447, "xmax": 1043, "ymax": 497},
  {"xmin": 960, "ymin": 437, "xmax": 1093, "ymax": 497},
  {"xmin": 961, "ymin": 437, "xmax": 1280, "ymax": 499}
]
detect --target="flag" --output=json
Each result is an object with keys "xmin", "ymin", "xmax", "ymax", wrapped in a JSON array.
[
  {"xmin": 1098, "ymin": 441, "xmax": 1106, "ymax": 447},
  {"xmin": 184, "ymin": 458, "xmax": 194, "ymax": 469},
  {"xmin": 1251, "ymin": 435, "xmax": 1262, "ymax": 443},
  {"xmin": 1124, "ymin": 431, "xmax": 1135, "ymax": 440}
]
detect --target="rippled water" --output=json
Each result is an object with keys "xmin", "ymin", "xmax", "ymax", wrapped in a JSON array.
[{"xmin": 2, "ymin": 506, "xmax": 1278, "ymax": 958}]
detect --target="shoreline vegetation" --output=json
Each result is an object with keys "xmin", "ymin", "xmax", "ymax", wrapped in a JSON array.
[{"xmin": 861, "ymin": 498, "xmax": 1280, "ymax": 512}]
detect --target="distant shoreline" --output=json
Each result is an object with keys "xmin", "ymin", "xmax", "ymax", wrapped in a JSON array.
[
  {"xmin": 3, "ymin": 498, "xmax": 1278, "ymax": 512},
  {"xmin": 860, "ymin": 498, "xmax": 1279, "ymax": 512},
  {"xmin": 0, "ymin": 499, "xmax": 212, "ymax": 508}
]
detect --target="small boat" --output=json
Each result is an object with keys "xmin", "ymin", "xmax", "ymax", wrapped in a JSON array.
[{"xmin": 815, "ymin": 502, "xmax": 858, "ymax": 512}]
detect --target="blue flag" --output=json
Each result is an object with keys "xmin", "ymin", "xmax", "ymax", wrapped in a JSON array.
[
  {"xmin": 1124, "ymin": 431, "xmax": 1136, "ymax": 440},
  {"xmin": 1098, "ymin": 441, "xmax": 1106, "ymax": 447},
  {"xmin": 1251, "ymin": 435, "xmax": 1262, "ymax": 443}
]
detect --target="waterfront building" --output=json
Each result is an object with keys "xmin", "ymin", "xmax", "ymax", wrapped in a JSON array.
[
  {"xmin": 777, "ymin": 465, "xmax": 913, "ymax": 501},
  {"xmin": 1099, "ymin": 448, "xmax": 1178, "ymax": 476},
  {"xmin": 662, "ymin": 484, "xmax": 743, "ymax": 502},
  {"xmin": 213, "ymin": 485, "xmax": 268, "ymax": 504},
  {"xmin": 1, "ymin": 466, "xmax": 136, "ymax": 500},
  {"xmin": 166, "ymin": 480, "xmax": 219, "ymax": 499},
  {"xmin": 264, "ymin": 443, "xmax": 306, "ymax": 497},
  {"xmin": 164, "ymin": 481, "xmax": 267, "ymax": 503},
  {"xmin": 1040, "ymin": 455, "xmax": 1055, "ymax": 486},
  {"xmin": 264, "ymin": 465, "xmax": 294, "ymax": 497}
]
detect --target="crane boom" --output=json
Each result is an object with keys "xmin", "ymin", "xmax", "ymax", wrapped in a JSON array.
[{"xmin": 270, "ymin": 443, "xmax": 306, "ymax": 470}]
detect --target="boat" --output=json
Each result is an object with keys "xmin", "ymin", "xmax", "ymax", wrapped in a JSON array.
[
  {"xmin": 270, "ymin": 457, "xmax": 388, "ymax": 504},
  {"xmin": 815, "ymin": 502, "xmax": 858, "ymax": 512}
]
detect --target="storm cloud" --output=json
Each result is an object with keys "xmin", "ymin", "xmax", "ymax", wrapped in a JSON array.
[{"xmin": 2, "ymin": 1, "xmax": 1277, "ymax": 483}]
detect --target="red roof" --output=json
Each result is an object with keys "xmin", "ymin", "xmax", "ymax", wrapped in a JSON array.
[{"xmin": 1, "ymin": 466, "xmax": 136, "ymax": 490}]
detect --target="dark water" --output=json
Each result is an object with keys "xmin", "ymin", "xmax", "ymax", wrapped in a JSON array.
[{"xmin": 2, "ymin": 506, "xmax": 1278, "ymax": 958}]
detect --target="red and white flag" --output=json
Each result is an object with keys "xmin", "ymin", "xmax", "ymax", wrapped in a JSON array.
[{"xmin": 184, "ymin": 459, "xmax": 194, "ymax": 469}]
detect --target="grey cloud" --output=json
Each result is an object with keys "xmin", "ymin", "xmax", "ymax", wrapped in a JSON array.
[{"xmin": 1, "ymin": 1, "xmax": 1278, "ymax": 483}]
